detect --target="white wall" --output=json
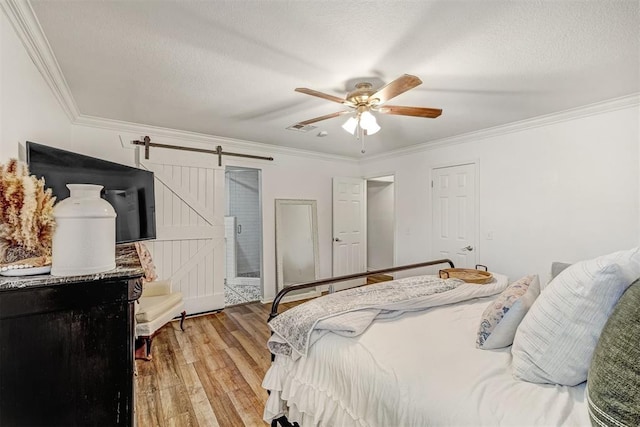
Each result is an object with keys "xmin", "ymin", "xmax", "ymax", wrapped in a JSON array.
[
  {"xmin": 367, "ymin": 180, "xmax": 394, "ymax": 270},
  {"xmin": 0, "ymin": 10, "xmax": 70, "ymax": 162},
  {"xmin": 361, "ymin": 105, "xmax": 640, "ymax": 283}
]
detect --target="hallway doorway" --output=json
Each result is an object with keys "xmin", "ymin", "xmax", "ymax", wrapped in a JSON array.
[{"xmin": 366, "ymin": 175, "xmax": 395, "ymax": 271}]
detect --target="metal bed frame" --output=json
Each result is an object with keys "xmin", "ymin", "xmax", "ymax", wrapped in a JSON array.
[
  {"xmin": 266, "ymin": 258, "xmax": 455, "ymax": 427},
  {"xmin": 269, "ymin": 258, "xmax": 455, "ymax": 321}
]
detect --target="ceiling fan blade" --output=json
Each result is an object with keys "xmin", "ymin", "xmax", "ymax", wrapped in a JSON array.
[
  {"xmin": 370, "ymin": 74, "xmax": 422, "ymax": 104},
  {"xmin": 378, "ymin": 105, "xmax": 442, "ymax": 118},
  {"xmin": 295, "ymin": 88, "xmax": 354, "ymax": 106},
  {"xmin": 295, "ymin": 110, "xmax": 353, "ymax": 126}
]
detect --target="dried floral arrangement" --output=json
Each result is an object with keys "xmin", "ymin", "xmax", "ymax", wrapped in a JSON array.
[{"xmin": 0, "ymin": 159, "xmax": 56, "ymax": 268}]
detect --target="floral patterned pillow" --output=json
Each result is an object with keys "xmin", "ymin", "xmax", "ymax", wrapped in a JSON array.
[
  {"xmin": 134, "ymin": 242, "xmax": 158, "ymax": 283},
  {"xmin": 476, "ymin": 275, "xmax": 540, "ymax": 350}
]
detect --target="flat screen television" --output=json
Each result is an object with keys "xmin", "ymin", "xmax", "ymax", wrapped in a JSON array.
[{"xmin": 26, "ymin": 141, "xmax": 157, "ymax": 244}]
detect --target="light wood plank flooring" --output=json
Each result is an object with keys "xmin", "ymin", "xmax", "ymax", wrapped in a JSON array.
[
  {"xmin": 135, "ymin": 275, "xmax": 393, "ymax": 427},
  {"xmin": 135, "ymin": 301, "xmax": 297, "ymax": 427}
]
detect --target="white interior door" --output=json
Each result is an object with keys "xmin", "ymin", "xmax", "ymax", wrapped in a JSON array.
[
  {"xmin": 431, "ymin": 163, "xmax": 477, "ymax": 268},
  {"xmin": 139, "ymin": 146, "xmax": 225, "ymax": 314},
  {"xmin": 332, "ymin": 177, "xmax": 366, "ymax": 291}
]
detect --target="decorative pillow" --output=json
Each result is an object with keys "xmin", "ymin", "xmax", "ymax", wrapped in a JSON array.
[
  {"xmin": 476, "ymin": 275, "xmax": 540, "ymax": 349},
  {"xmin": 512, "ymin": 247, "xmax": 640, "ymax": 386},
  {"xmin": 134, "ymin": 242, "xmax": 158, "ymax": 282},
  {"xmin": 587, "ymin": 279, "xmax": 640, "ymax": 427},
  {"xmin": 540, "ymin": 261, "xmax": 571, "ymax": 291},
  {"xmin": 551, "ymin": 262, "xmax": 571, "ymax": 280}
]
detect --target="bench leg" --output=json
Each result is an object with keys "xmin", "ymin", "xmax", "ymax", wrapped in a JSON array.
[
  {"xmin": 144, "ymin": 336, "xmax": 153, "ymax": 360},
  {"xmin": 135, "ymin": 312, "xmax": 185, "ymax": 362},
  {"xmin": 179, "ymin": 310, "xmax": 186, "ymax": 331},
  {"xmin": 134, "ymin": 336, "xmax": 153, "ymax": 361}
]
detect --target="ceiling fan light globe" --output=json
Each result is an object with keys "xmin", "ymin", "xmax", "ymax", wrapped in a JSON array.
[
  {"xmin": 366, "ymin": 121, "xmax": 381, "ymax": 135},
  {"xmin": 360, "ymin": 111, "xmax": 378, "ymax": 130},
  {"xmin": 342, "ymin": 117, "xmax": 358, "ymax": 135}
]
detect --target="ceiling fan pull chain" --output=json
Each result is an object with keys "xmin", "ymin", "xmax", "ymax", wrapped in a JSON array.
[{"xmin": 358, "ymin": 126, "xmax": 366, "ymax": 153}]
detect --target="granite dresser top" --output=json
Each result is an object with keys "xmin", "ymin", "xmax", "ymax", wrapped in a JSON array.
[{"xmin": 0, "ymin": 243, "xmax": 144, "ymax": 291}]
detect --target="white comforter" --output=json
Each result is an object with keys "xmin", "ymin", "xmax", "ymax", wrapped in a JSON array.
[
  {"xmin": 263, "ymin": 278, "xmax": 589, "ymax": 426},
  {"xmin": 268, "ymin": 275, "xmax": 481, "ymax": 359}
]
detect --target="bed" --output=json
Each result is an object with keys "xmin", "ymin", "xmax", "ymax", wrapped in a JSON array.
[{"xmin": 263, "ymin": 252, "xmax": 640, "ymax": 427}]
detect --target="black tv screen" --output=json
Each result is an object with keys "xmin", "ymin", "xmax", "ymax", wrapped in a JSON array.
[{"xmin": 26, "ymin": 141, "xmax": 157, "ymax": 244}]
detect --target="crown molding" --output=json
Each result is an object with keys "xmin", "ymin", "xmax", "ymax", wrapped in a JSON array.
[
  {"xmin": 361, "ymin": 93, "xmax": 640, "ymax": 164},
  {"xmin": 74, "ymin": 114, "xmax": 359, "ymax": 164},
  {"xmin": 1, "ymin": 0, "xmax": 79, "ymax": 121}
]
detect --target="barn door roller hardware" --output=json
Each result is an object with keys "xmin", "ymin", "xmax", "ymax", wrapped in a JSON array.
[{"xmin": 132, "ymin": 136, "xmax": 274, "ymax": 166}]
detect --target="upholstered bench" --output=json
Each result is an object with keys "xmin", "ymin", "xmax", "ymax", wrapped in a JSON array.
[{"xmin": 135, "ymin": 279, "xmax": 186, "ymax": 360}]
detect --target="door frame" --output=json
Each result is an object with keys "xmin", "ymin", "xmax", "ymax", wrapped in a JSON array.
[
  {"xmin": 364, "ymin": 173, "xmax": 397, "ymax": 272},
  {"xmin": 429, "ymin": 160, "xmax": 480, "ymax": 266},
  {"xmin": 224, "ymin": 163, "xmax": 265, "ymax": 302}
]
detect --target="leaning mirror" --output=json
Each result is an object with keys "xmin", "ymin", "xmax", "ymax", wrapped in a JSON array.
[{"xmin": 275, "ymin": 199, "xmax": 320, "ymax": 299}]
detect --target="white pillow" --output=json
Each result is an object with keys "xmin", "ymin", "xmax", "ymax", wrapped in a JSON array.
[
  {"xmin": 512, "ymin": 247, "xmax": 640, "ymax": 386},
  {"xmin": 476, "ymin": 275, "xmax": 540, "ymax": 349}
]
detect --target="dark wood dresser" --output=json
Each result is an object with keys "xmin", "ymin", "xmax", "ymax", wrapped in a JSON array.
[{"xmin": 0, "ymin": 244, "xmax": 144, "ymax": 426}]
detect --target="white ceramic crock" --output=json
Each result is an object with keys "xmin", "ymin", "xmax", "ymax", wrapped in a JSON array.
[{"xmin": 51, "ymin": 184, "xmax": 117, "ymax": 276}]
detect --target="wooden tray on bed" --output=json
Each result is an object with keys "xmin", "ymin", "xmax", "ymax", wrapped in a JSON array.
[{"xmin": 439, "ymin": 266, "xmax": 493, "ymax": 284}]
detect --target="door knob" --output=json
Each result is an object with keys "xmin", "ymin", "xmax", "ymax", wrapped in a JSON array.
[
  {"xmin": 333, "ymin": 238, "xmax": 342, "ymax": 242},
  {"xmin": 462, "ymin": 245, "xmax": 473, "ymax": 251}
]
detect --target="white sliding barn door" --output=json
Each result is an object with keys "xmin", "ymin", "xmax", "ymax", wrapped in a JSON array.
[
  {"xmin": 332, "ymin": 177, "xmax": 366, "ymax": 291},
  {"xmin": 431, "ymin": 163, "xmax": 477, "ymax": 268},
  {"xmin": 139, "ymin": 147, "xmax": 225, "ymax": 314}
]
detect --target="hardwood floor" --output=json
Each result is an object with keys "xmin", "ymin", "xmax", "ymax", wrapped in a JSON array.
[
  {"xmin": 366, "ymin": 273, "xmax": 393, "ymax": 284},
  {"xmin": 135, "ymin": 275, "xmax": 393, "ymax": 426},
  {"xmin": 135, "ymin": 302, "xmax": 292, "ymax": 426}
]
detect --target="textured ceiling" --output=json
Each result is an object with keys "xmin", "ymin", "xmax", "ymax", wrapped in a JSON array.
[{"xmin": 30, "ymin": 0, "xmax": 640, "ymax": 158}]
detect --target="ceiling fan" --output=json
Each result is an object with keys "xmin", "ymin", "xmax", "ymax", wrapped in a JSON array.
[{"xmin": 293, "ymin": 74, "xmax": 442, "ymax": 150}]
